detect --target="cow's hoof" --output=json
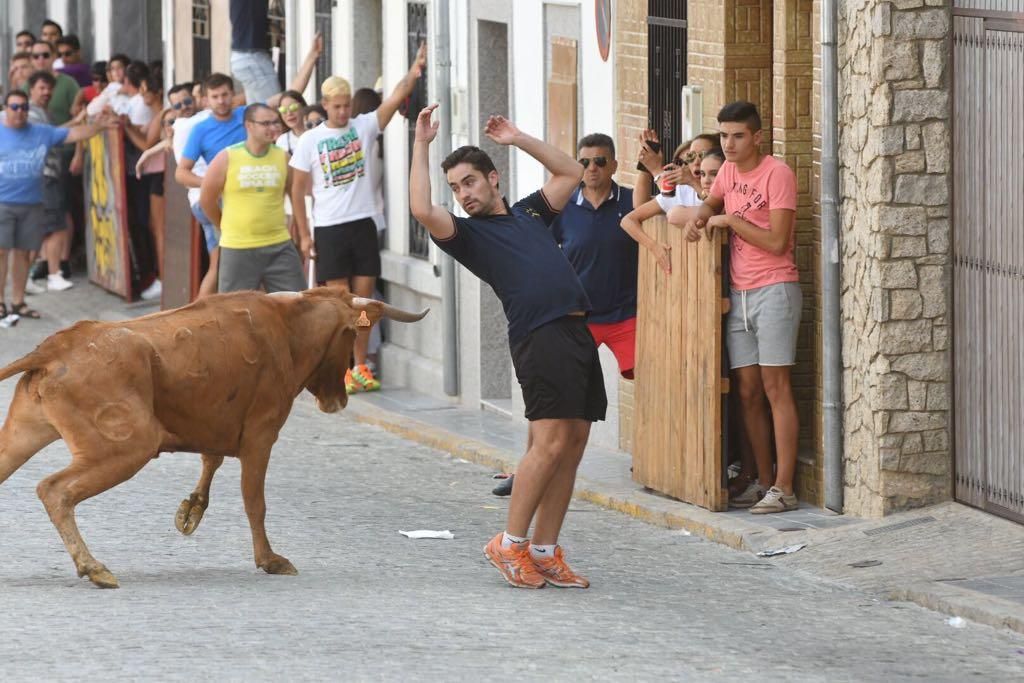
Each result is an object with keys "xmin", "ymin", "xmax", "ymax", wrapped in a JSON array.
[
  {"xmin": 81, "ymin": 565, "xmax": 120, "ymax": 589},
  {"xmin": 259, "ymin": 555, "xmax": 298, "ymax": 576},
  {"xmin": 174, "ymin": 494, "xmax": 207, "ymax": 535}
]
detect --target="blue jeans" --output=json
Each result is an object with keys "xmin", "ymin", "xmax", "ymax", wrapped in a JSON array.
[
  {"xmin": 230, "ymin": 50, "xmax": 279, "ymax": 104},
  {"xmin": 191, "ymin": 203, "xmax": 220, "ymax": 252}
]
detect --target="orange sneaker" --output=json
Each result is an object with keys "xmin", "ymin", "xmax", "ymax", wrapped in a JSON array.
[
  {"xmin": 344, "ymin": 368, "xmax": 361, "ymax": 395},
  {"xmin": 530, "ymin": 545, "xmax": 590, "ymax": 588},
  {"xmin": 483, "ymin": 533, "xmax": 546, "ymax": 589}
]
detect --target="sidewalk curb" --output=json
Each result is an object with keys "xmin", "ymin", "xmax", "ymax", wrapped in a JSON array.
[
  {"xmin": 343, "ymin": 398, "xmax": 1024, "ymax": 636},
  {"xmin": 345, "ymin": 400, "xmax": 758, "ymax": 553}
]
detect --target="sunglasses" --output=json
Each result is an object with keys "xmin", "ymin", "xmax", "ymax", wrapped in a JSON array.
[
  {"xmin": 6, "ymin": 103, "xmax": 30, "ymax": 112},
  {"xmin": 579, "ymin": 156, "xmax": 608, "ymax": 169},
  {"xmin": 279, "ymin": 102, "xmax": 301, "ymax": 114},
  {"xmin": 31, "ymin": 52, "xmax": 51, "ymax": 60},
  {"xmin": 304, "ymin": 119, "xmax": 324, "ymax": 129},
  {"xmin": 171, "ymin": 97, "xmax": 195, "ymax": 110},
  {"xmin": 58, "ymin": 50, "xmax": 74, "ymax": 57}
]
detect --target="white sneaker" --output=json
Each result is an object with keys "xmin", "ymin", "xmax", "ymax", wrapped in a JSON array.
[
  {"xmin": 47, "ymin": 273, "xmax": 74, "ymax": 292},
  {"xmin": 140, "ymin": 279, "xmax": 162, "ymax": 301},
  {"xmin": 24, "ymin": 279, "xmax": 46, "ymax": 295}
]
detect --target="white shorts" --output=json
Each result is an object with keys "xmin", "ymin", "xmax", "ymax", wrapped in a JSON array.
[{"xmin": 727, "ymin": 282, "xmax": 802, "ymax": 368}]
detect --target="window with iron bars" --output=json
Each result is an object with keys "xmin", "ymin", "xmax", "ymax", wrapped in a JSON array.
[
  {"xmin": 192, "ymin": 0, "xmax": 212, "ymax": 83},
  {"xmin": 407, "ymin": 2, "xmax": 430, "ymax": 259},
  {"xmin": 647, "ymin": 0, "xmax": 687, "ymax": 158},
  {"xmin": 268, "ymin": 0, "xmax": 286, "ymax": 91},
  {"xmin": 315, "ymin": 0, "xmax": 336, "ymax": 99}
]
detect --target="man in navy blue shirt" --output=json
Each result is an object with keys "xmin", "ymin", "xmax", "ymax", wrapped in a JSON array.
[
  {"xmin": 411, "ymin": 105, "xmax": 604, "ymax": 590},
  {"xmin": 553, "ymin": 133, "xmax": 638, "ymax": 380}
]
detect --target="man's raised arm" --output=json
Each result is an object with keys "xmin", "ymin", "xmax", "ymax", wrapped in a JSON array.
[
  {"xmin": 483, "ymin": 115, "xmax": 583, "ymax": 212},
  {"xmin": 409, "ymin": 104, "xmax": 455, "ymax": 241},
  {"xmin": 377, "ymin": 43, "xmax": 427, "ymax": 130}
]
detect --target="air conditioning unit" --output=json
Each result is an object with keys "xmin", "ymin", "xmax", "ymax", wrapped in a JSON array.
[{"xmin": 681, "ymin": 85, "xmax": 703, "ymax": 139}]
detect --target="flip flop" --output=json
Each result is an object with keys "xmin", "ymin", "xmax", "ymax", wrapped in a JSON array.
[{"xmin": 11, "ymin": 302, "xmax": 41, "ymax": 319}]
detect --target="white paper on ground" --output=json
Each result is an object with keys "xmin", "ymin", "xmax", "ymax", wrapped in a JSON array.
[
  {"xmin": 399, "ymin": 529, "xmax": 455, "ymax": 540},
  {"xmin": 756, "ymin": 543, "xmax": 807, "ymax": 557},
  {"xmin": 946, "ymin": 617, "xmax": 967, "ymax": 628}
]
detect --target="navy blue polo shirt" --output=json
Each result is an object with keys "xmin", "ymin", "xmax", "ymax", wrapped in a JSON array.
[
  {"xmin": 551, "ymin": 183, "xmax": 638, "ymax": 324},
  {"xmin": 431, "ymin": 191, "xmax": 591, "ymax": 347}
]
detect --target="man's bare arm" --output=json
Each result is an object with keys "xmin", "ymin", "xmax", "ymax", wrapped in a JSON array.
[
  {"xmin": 409, "ymin": 104, "xmax": 455, "ymax": 240},
  {"xmin": 708, "ymin": 208, "xmax": 795, "ymax": 255},
  {"xmin": 483, "ymin": 115, "xmax": 583, "ymax": 212},
  {"xmin": 198, "ymin": 150, "xmax": 228, "ymax": 228},
  {"xmin": 175, "ymin": 156, "xmax": 204, "ymax": 189},
  {"xmin": 266, "ymin": 33, "xmax": 324, "ymax": 109},
  {"xmin": 377, "ymin": 43, "xmax": 426, "ymax": 130}
]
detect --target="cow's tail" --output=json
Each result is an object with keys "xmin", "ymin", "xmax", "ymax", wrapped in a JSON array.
[{"xmin": 0, "ymin": 352, "xmax": 47, "ymax": 383}]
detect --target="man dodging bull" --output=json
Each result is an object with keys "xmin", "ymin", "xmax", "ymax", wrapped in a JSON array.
[{"xmin": 0, "ymin": 290, "xmax": 427, "ymax": 588}]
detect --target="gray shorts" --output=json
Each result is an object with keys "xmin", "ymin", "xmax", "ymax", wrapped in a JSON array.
[
  {"xmin": 727, "ymin": 282, "xmax": 802, "ymax": 368},
  {"xmin": 218, "ymin": 239, "xmax": 306, "ymax": 294},
  {"xmin": 0, "ymin": 202, "xmax": 46, "ymax": 251}
]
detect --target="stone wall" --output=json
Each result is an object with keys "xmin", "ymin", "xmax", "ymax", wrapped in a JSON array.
[{"xmin": 838, "ymin": 1, "xmax": 952, "ymax": 516}]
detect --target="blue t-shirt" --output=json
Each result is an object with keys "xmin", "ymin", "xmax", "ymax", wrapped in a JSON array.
[
  {"xmin": 182, "ymin": 106, "xmax": 247, "ymax": 165},
  {"xmin": 551, "ymin": 183, "xmax": 638, "ymax": 324},
  {"xmin": 432, "ymin": 191, "xmax": 591, "ymax": 347},
  {"xmin": 0, "ymin": 123, "xmax": 69, "ymax": 205}
]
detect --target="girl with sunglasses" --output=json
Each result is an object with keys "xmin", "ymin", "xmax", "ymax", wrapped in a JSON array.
[{"xmin": 274, "ymin": 90, "xmax": 308, "ymax": 157}]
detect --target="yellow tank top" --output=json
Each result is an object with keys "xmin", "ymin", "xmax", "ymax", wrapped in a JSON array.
[{"xmin": 220, "ymin": 142, "xmax": 290, "ymax": 249}]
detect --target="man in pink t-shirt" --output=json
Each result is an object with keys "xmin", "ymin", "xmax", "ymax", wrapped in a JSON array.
[{"xmin": 669, "ymin": 101, "xmax": 801, "ymax": 515}]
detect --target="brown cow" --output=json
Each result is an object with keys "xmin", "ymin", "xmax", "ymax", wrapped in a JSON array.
[{"xmin": 0, "ymin": 288, "xmax": 427, "ymax": 588}]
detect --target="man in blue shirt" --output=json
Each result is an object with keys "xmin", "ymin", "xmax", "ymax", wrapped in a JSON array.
[
  {"xmin": 553, "ymin": 133, "xmax": 638, "ymax": 379},
  {"xmin": 0, "ymin": 90, "xmax": 113, "ymax": 319},
  {"xmin": 411, "ymin": 105, "xmax": 603, "ymax": 590}
]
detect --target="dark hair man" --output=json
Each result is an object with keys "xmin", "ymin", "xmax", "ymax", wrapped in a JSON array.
[
  {"xmin": 15, "ymin": 31, "xmax": 36, "ymax": 53},
  {"xmin": 669, "ymin": 100, "xmax": 801, "ymax": 514},
  {"xmin": 411, "ymin": 105, "xmax": 602, "ymax": 589},
  {"xmin": 200, "ymin": 103, "xmax": 305, "ymax": 293},
  {"xmin": 55, "ymin": 35, "xmax": 91, "ymax": 86},
  {"xmin": 40, "ymin": 19, "xmax": 63, "ymax": 47},
  {"xmin": 26, "ymin": 39, "xmax": 79, "ymax": 125},
  {"xmin": 8, "ymin": 52, "xmax": 33, "ymax": 91}
]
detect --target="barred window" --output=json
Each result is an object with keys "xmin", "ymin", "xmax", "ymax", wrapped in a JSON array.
[{"xmin": 647, "ymin": 1, "xmax": 687, "ymax": 157}]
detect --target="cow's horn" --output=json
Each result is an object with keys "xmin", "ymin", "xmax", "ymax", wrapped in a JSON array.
[{"xmin": 351, "ymin": 297, "xmax": 430, "ymax": 323}]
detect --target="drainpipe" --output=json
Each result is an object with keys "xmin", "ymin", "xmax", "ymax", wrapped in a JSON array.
[
  {"xmin": 435, "ymin": 0, "xmax": 459, "ymax": 397},
  {"xmin": 821, "ymin": 0, "xmax": 844, "ymax": 513}
]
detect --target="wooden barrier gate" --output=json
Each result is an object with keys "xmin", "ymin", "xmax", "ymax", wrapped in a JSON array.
[
  {"xmin": 84, "ymin": 127, "xmax": 132, "ymax": 300},
  {"xmin": 162, "ymin": 156, "xmax": 202, "ymax": 309},
  {"xmin": 632, "ymin": 216, "xmax": 729, "ymax": 511}
]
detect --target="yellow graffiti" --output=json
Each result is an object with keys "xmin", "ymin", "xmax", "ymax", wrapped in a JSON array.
[{"xmin": 88, "ymin": 133, "xmax": 116, "ymax": 279}]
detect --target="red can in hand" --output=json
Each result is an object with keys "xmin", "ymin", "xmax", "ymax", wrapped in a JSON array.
[{"xmin": 659, "ymin": 165, "xmax": 677, "ymax": 196}]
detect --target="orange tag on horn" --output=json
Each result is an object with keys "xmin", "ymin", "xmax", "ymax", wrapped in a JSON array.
[{"xmin": 356, "ymin": 310, "xmax": 371, "ymax": 327}]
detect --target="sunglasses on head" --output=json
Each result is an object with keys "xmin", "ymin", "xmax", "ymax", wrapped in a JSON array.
[
  {"xmin": 279, "ymin": 102, "xmax": 301, "ymax": 114},
  {"xmin": 6, "ymin": 103, "xmax": 30, "ymax": 112},
  {"xmin": 304, "ymin": 118, "xmax": 324, "ymax": 129},
  {"xmin": 579, "ymin": 156, "xmax": 608, "ymax": 169},
  {"xmin": 171, "ymin": 97, "xmax": 195, "ymax": 110},
  {"xmin": 31, "ymin": 52, "xmax": 51, "ymax": 59}
]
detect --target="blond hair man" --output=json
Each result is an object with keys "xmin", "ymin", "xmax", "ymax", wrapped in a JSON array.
[{"xmin": 289, "ymin": 45, "xmax": 426, "ymax": 394}]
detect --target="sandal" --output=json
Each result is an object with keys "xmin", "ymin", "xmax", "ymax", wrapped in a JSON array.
[{"xmin": 11, "ymin": 302, "xmax": 41, "ymax": 319}]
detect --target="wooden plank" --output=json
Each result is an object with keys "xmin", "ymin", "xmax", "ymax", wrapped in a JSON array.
[
  {"xmin": 162, "ymin": 155, "xmax": 201, "ymax": 309},
  {"xmin": 84, "ymin": 126, "xmax": 132, "ymax": 300},
  {"xmin": 632, "ymin": 216, "xmax": 726, "ymax": 510}
]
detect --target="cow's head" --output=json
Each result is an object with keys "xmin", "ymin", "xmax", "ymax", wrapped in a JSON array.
[{"xmin": 288, "ymin": 289, "xmax": 428, "ymax": 413}]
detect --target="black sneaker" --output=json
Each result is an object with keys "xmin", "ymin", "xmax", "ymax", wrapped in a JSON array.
[
  {"xmin": 492, "ymin": 474, "xmax": 514, "ymax": 497},
  {"xmin": 29, "ymin": 260, "xmax": 48, "ymax": 281}
]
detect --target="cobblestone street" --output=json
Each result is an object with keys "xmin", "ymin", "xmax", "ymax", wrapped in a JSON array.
[{"xmin": 1, "ymin": 286, "xmax": 1023, "ymax": 681}]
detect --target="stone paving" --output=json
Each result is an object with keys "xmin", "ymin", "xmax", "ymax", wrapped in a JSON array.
[{"xmin": 2, "ymin": 283, "xmax": 1024, "ymax": 681}]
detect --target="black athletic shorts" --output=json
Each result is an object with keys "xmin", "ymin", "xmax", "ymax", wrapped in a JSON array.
[
  {"xmin": 314, "ymin": 217, "xmax": 381, "ymax": 281},
  {"xmin": 143, "ymin": 171, "xmax": 165, "ymax": 197},
  {"xmin": 511, "ymin": 315, "xmax": 607, "ymax": 422}
]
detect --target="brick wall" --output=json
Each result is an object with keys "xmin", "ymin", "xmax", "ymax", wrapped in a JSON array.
[
  {"xmin": 614, "ymin": 0, "xmax": 648, "ymax": 191},
  {"xmin": 773, "ymin": 0, "xmax": 821, "ymax": 503}
]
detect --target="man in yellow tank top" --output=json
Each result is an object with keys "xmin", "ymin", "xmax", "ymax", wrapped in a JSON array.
[{"xmin": 199, "ymin": 103, "xmax": 310, "ymax": 293}]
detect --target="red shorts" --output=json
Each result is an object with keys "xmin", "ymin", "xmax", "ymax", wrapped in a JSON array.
[{"xmin": 587, "ymin": 317, "xmax": 637, "ymax": 379}]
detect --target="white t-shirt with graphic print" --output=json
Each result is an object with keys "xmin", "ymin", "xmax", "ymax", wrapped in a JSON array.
[{"xmin": 288, "ymin": 112, "xmax": 381, "ymax": 227}]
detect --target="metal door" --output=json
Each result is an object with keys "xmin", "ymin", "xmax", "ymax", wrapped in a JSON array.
[{"xmin": 952, "ymin": 2, "xmax": 1024, "ymax": 522}]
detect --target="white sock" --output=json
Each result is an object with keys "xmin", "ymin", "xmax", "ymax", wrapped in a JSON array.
[
  {"xmin": 530, "ymin": 544, "xmax": 557, "ymax": 560},
  {"xmin": 501, "ymin": 531, "xmax": 528, "ymax": 548}
]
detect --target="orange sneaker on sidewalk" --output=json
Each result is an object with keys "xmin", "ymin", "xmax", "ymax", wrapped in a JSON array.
[
  {"xmin": 344, "ymin": 368, "xmax": 361, "ymax": 395},
  {"xmin": 483, "ymin": 533, "xmax": 546, "ymax": 589},
  {"xmin": 530, "ymin": 545, "xmax": 590, "ymax": 588},
  {"xmin": 351, "ymin": 364, "xmax": 381, "ymax": 392}
]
